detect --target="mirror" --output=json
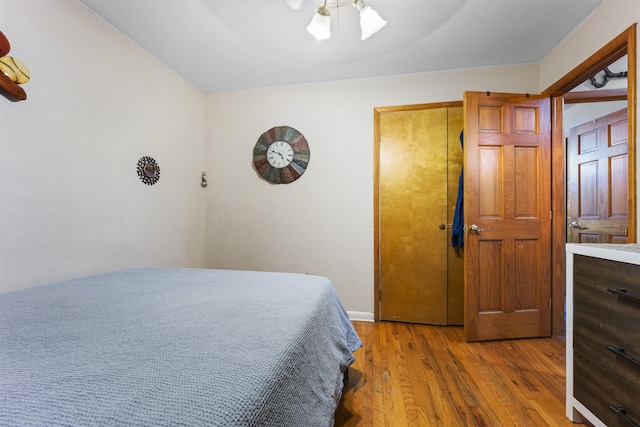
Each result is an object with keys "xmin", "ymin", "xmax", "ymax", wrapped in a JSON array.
[{"xmin": 564, "ymin": 54, "xmax": 631, "ymax": 244}]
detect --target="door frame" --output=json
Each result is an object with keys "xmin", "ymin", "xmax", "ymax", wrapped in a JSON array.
[
  {"xmin": 373, "ymin": 101, "xmax": 463, "ymax": 321},
  {"xmin": 543, "ymin": 24, "xmax": 637, "ymax": 335}
]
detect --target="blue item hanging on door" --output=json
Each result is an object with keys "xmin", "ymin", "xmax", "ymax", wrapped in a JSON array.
[{"xmin": 451, "ymin": 130, "xmax": 464, "ymax": 248}]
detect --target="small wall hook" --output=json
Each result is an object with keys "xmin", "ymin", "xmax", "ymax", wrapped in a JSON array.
[{"xmin": 201, "ymin": 171, "xmax": 208, "ymax": 188}]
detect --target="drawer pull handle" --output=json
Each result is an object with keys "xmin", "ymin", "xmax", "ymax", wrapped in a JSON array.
[
  {"xmin": 607, "ymin": 288, "xmax": 640, "ymax": 303},
  {"xmin": 608, "ymin": 405, "xmax": 640, "ymax": 427},
  {"xmin": 607, "ymin": 345, "xmax": 640, "ymax": 368}
]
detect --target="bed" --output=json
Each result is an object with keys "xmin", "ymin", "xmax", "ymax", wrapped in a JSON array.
[{"xmin": 0, "ymin": 268, "xmax": 362, "ymax": 426}]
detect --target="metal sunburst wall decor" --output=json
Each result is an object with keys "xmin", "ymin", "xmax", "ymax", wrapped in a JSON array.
[{"xmin": 136, "ymin": 156, "xmax": 160, "ymax": 185}]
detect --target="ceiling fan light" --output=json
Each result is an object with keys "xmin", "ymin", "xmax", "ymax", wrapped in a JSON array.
[
  {"xmin": 306, "ymin": 6, "xmax": 331, "ymax": 40},
  {"xmin": 286, "ymin": 0, "xmax": 304, "ymax": 10},
  {"xmin": 359, "ymin": 6, "xmax": 386, "ymax": 39},
  {"xmin": 353, "ymin": 0, "xmax": 386, "ymax": 40}
]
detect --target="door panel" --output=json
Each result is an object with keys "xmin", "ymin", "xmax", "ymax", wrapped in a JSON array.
[
  {"xmin": 567, "ymin": 108, "xmax": 628, "ymax": 243},
  {"xmin": 464, "ymin": 92, "xmax": 551, "ymax": 341},
  {"xmin": 377, "ymin": 105, "xmax": 464, "ymax": 325},
  {"xmin": 447, "ymin": 107, "xmax": 464, "ymax": 325},
  {"xmin": 379, "ymin": 108, "xmax": 449, "ymax": 324},
  {"xmin": 515, "ymin": 147, "xmax": 539, "ymax": 217},
  {"xmin": 478, "ymin": 147, "xmax": 502, "ymax": 216}
]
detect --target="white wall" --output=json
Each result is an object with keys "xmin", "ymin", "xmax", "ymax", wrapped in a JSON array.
[
  {"xmin": 0, "ymin": 0, "xmax": 205, "ymax": 293},
  {"xmin": 540, "ymin": 0, "xmax": 638, "ymax": 90},
  {"xmin": 203, "ymin": 65, "xmax": 540, "ymax": 315},
  {"xmin": 564, "ymin": 101, "xmax": 627, "ymax": 133},
  {"xmin": 204, "ymin": 0, "xmax": 640, "ymax": 316}
]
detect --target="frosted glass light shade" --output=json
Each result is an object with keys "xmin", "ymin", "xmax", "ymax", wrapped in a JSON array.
[
  {"xmin": 286, "ymin": 0, "xmax": 304, "ymax": 10},
  {"xmin": 359, "ymin": 5, "xmax": 386, "ymax": 40},
  {"xmin": 306, "ymin": 7, "xmax": 331, "ymax": 40}
]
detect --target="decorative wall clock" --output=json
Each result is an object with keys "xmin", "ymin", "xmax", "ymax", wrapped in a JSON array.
[
  {"xmin": 136, "ymin": 156, "xmax": 160, "ymax": 185},
  {"xmin": 253, "ymin": 126, "xmax": 310, "ymax": 184}
]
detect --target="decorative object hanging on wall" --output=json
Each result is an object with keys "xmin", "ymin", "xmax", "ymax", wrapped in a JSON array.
[
  {"xmin": 589, "ymin": 66, "xmax": 628, "ymax": 88},
  {"xmin": 252, "ymin": 126, "xmax": 310, "ymax": 184},
  {"xmin": 136, "ymin": 156, "xmax": 160, "ymax": 185},
  {"xmin": 0, "ymin": 31, "xmax": 30, "ymax": 102}
]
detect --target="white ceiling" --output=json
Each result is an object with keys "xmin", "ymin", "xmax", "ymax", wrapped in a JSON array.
[{"xmin": 78, "ymin": 0, "xmax": 604, "ymax": 93}]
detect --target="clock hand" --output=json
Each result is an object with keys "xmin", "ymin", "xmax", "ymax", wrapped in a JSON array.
[{"xmin": 268, "ymin": 148, "xmax": 282, "ymax": 157}]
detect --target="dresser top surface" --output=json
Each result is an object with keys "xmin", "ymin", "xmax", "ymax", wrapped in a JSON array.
[{"xmin": 566, "ymin": 243, "xmax": 640, "ymax": 265}]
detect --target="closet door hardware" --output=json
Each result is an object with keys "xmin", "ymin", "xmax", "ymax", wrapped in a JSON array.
[
  {"xmin": 607, "ymin": 288, "xmax": 640, "ymax": 303},
  {"xmin": 607, "ymin": 345, "xmax": 640, "ymax": 367},
  {"xmin": 438, "ymin": 223, "xmax": 452, "ymax": 230},
  {"xmin": 608, "ymin": 406, "xmax": 640, "ymax": 427}
]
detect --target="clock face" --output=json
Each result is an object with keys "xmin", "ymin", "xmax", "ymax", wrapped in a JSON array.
[
  {"xmin": 266, "ymin": 140, "xmax": 294, "ymax": 168},
  {"xmin": 253, "ymin": 126, "xmax": 310, "ymax": 184}
]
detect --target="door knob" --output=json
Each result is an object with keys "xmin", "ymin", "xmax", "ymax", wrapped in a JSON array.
[
  {"xmin": 567, "ymin": 221, "xmax": 589, "ymax": 230},
  {"xmin": 469, "ymin": 224, "xmax": 479, "ymax": 234},
  {"xmin": 468, "ymin": 224, "xmax": 487, "ymax": 234},
  {"xmin": 439, "ymin": 223, "xmax": 452, "ymax": 230}
]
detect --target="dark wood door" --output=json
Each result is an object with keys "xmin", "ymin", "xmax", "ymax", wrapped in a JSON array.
[
  {"xmin": 567, "ymin": 108, "xmax": 629, "ymax": 243},
  {"xmin": 463, "ymin": 92, "xmax": 552, "ymax": 341}
]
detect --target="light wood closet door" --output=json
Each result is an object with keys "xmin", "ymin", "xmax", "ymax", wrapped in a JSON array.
[{"xmin": 378, "ymin": 106, "xmax": 463, "ymax": 325}]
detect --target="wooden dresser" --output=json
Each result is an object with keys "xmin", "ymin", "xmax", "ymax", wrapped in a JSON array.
[{"xmin": 566, "ymin": 244, "xmax": 640, "ymax": 427}]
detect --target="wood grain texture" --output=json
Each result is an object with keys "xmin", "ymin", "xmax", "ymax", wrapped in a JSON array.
[
  {"xmin": 374, "ymin": 102, "xmax": 464, "ymax": 325},
  {"xmin": 564, "ymin": 88, "xmax": 627, "ymax": 104},
  {"xmin": 572, "ymin": 255, "xmax": 640, "ymax": 426},
  {"xmin": 0, "ymin": 71, "xmax": 26, "ymax": 101},
  {"xmin": 550, "ymin": 96, "xmax": 566, "ymax": 337},
  {"xmin": 336, "ymin": 321, "xmax": 573, "ymax": 426},
  {"xmin": 464, "ymin": 92, "xmax": 551, "ymax": 341},
  {"xmin": 378, "ymin": 107, "xmax": 449, "ymax": 324},
  {"xmin": 0, "ymin": 31, "xmax": 10, "ymax": 56}
]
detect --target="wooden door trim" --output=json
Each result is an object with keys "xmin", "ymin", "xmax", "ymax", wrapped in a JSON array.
[
  {"xmin": 375, "ymin": 101, "xmax": 463, "ymax": 114},
  {"xmin": 373, "ymin": 101, "xmax": 463, "ymax": 321},
  {"xmin": 543, "ymin": 26, "xmax": 634, "ymax": 96},
  {"xmin": 563, "ymin": 88, "xmax": 627, "ymax": 103},
  {"xmin": 543, "ymin": 24, "xmax": 636, "ymax": 336}
]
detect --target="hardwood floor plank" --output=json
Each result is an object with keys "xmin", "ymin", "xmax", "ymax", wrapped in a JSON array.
[{"xmin": 335, "ymin": 321, "xmax": 573, "ymax": 426}]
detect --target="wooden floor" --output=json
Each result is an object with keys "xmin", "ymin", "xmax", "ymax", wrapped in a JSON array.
[{"xmin": 335, "ymin": 321, "xmax": 575, "ymax": 427}]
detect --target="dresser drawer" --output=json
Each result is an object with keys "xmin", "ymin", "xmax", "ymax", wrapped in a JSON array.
[
  {"xmin": 575, "ymin": 351, "xmax": 640, "ymax": 427},
  {"xmin": 574, "ymin": 255, "xmax": 640, "ymax": 355},
  {"xmin": 574, "ymin": 255, "xmax": 640, "ymax": 295},
  {"xmin": 573, "ymin": 254, "xmax": 640, "ymax": 426},
  {"xmin": 574, "ymin": 282, "xmax": 640, "ymax": 361}
]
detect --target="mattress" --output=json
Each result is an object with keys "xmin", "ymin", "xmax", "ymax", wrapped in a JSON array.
[{"xmin": 0, "ymin": 268, "xmax": 362, "ymax": 426}]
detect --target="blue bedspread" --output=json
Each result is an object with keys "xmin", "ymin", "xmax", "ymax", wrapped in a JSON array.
[{"xmin": 0, "ymin": 268, "xmax": 362, "ymax": 426}]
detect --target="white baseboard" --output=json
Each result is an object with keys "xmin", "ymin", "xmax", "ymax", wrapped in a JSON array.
[{"xmin": 347, "ymin": 311, "xmax": 374, "ymax": 322}]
